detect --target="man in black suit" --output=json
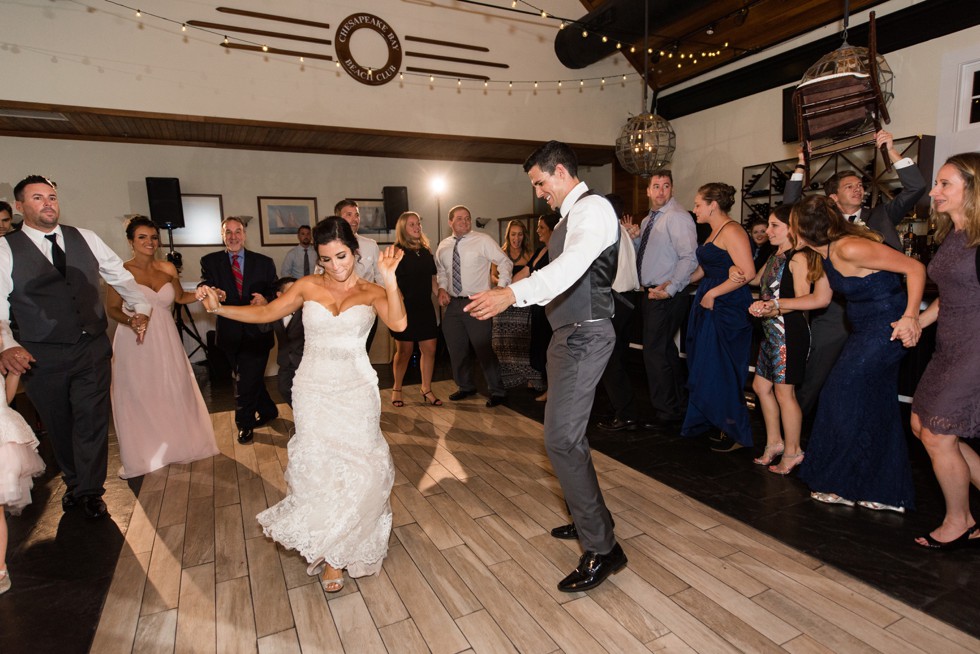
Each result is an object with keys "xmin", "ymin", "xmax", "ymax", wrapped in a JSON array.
[
  {"xmin": 784, "ymin": 129, "xmax": 927, "ymax": 415},
  {"xmin": 259, "ymin": 277, "xmax": 304, "ymax": 407},
  {"xmin": 198, "ymin": 216, "xmax": 278, "ymax": 443}
]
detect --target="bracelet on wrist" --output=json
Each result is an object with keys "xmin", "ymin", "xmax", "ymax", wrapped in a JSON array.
[
  {"xmin": 902, "ymin": 314, "xmax": 918, "ymax": 320},
  {"xmin": 794, "ymin": 163, "xmax": 806, "ymax": 170}
]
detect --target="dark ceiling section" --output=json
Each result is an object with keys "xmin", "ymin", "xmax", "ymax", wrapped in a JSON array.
[
  {"xmin": 555, "ymin": 0, "xmax": 716, "ymax": 69},
  {"xmin": 657, "ymin": 0, "xmax": 980, "ymax": 120},
  {"xmin": 0, "ymin": 101, "xmax": 615, "ymax": 166}
]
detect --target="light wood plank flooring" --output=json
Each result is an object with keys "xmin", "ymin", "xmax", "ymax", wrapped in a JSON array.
[{"xmin": 89, "ymin": 380, "xmax": 980, "ymax": 653}]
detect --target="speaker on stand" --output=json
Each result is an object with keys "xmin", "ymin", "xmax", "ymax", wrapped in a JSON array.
[{"xmin": 145, "ymin": 177, "xmax": 209, "ymax": 365}]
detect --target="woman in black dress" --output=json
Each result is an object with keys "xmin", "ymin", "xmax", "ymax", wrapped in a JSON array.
[
  {"xmin": 491, "ymin": 220, "xmax": 540, "ymax": 390},
  {"xmin": 390, "ymin": 212, "xmax": 441, "ymax": 406}
]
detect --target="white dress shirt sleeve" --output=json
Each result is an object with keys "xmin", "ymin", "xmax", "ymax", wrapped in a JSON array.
[
  {"xmin": 510, "ymin": 192, "xmax": 618, "ymax": 307},
  {"xmin": 79, "ymin": 228, "xmax": 153, "ymax": 316}
]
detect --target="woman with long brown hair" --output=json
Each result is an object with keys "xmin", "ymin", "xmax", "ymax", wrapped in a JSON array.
[
  {"xmin": 911, "ymin": 152, "xmax": 980, "ymax": 548},
  {"xmin": 791, "ymin": 195, "xmax": 925, "ymax": 512}
]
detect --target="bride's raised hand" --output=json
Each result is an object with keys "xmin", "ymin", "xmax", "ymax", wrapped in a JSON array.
[{"xmin": 377, "ymin": 245, "xmax": 404, "ymax": 283}]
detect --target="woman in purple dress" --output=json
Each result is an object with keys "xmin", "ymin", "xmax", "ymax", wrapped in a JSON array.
[{"xmin": 912, "ymin": 152, "xmax": 980, "ymax": 549}]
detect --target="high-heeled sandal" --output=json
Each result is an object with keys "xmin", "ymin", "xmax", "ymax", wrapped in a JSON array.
[
  {"xmin": 753, "ymin": 443, "xmax": 784, "ymax": 465},
  {"xmin": 320, "ymin": 567, "xmax": 345, "ymax": 593},
  {"xmin": 768, "ymin": 451, "xmax": 804, "ymax": 475},
  {"xmin": 391, "ymin": 389, "xmax": 404, "ymax": 408},
  {"xmin": 306, "ymin": 557, "xmax": 326, "ymax": 577},
  {"xmin": 420, "ymin": 389, "xmax": 443, "ymax": 406}
]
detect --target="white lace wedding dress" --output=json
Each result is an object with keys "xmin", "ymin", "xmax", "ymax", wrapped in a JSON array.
[{"xmin": 257, "ymin": 302, "xmax": 394, "ymax": 578}]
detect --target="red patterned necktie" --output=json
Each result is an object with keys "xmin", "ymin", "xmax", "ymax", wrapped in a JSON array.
[{"xmin": 232, "ymin": 253, "xmax": 243, "ymax": 297}]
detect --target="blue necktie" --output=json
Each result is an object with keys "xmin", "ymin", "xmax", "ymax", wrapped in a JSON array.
[{"xmin": 636, "ymin": 212, "xmax": 657, "ymax": 282}]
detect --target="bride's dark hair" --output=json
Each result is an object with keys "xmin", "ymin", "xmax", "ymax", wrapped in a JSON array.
[{"xmin": 313, "ymin": 216, "xmax": 360, "ymax": 255}]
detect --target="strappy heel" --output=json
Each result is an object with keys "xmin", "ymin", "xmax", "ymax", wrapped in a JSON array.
[
  {"xmin": 391, "ymin": 388, "xmax": 404, "ymax": 408},
  {"xmin": 753, "ymin": 443, "xmax": 784, "ymax": 465},
  {"xmin": 420, "ymin": 389, "xmax": 443, "ymax": 406},
  {"xmin": 768, "ymin": 451, "xmax": 804, "ymax": 475},
  {"xmin": 320, "ymin": 566, "xmax": 345, "ymax": 593}
]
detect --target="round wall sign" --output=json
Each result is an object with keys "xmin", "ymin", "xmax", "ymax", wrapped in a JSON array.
[{"xmin": 335, "ymin": 13, "xmax": 402, "ymax": 86}]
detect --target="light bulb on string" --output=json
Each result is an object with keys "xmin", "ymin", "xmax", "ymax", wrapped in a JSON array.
[
  {"xmin": 534, "ymin": 81, "xmax": 538, "ymax": 89},
  {"xmin": 430, "ymin": 74, "xmax": 435, "ymax": 82},
  {"xmin": 262, "ymin": 44, "xmax": 269, "ymax": 52},
  {"xmin": 629, "ymin": 46, "xmax": 636, "ymax": 54},
  {"xmin": 601, "ymin": 36, "xmax": 607, "ymax": 43},
  {"xmin": 540, "ymin": 10, "xmax": 547, "ymax": 18},
  {"xmin": 582, "ymin": 30, "xmax": 588, "ymax": 38},
  {"xmin": 181, "ymin": 23, "xmax": 187, "ymax": 32},
  {"xmin": 558, "ymin": 80, "xmax": 562, "ymax": 88},
  {"xmin": 223, "ymin": 36, "xmax": 229, "ymax": 45},
  {"xmin": 457, "ymin": 79, "xmax": 461, "ymax": 87},
  {"xmin": 136, "ymin": 9, "xmax": 141, "ymax": 18},
  {"xmin": 616, "ymin": 42, "xmax": 621, "ymax": 49}
]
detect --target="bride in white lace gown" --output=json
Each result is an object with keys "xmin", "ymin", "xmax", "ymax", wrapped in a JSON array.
[{"xmin": 200, "ymin": 217, "xmax": 406, "ymax": 591}]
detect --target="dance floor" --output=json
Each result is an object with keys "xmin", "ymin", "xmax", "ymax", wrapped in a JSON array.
[{"xmin": 3, "ymin": 374, "xmax": 979, "ymax": 654}]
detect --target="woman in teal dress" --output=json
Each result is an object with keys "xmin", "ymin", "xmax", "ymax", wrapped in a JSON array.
[
  {"xmin": 792, "ymin": 195, "xmax": 925, "ymax": 512},
  {"xmin": 682, "ymin": 183, "xmax": 756, "ymax": 452}
]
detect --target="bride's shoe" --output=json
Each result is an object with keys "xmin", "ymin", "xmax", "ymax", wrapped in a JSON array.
[
  {"xmin": 320, "ymin": 565, "xmax": 345, "ymax": 593},
  {"xmin": 753, "ymin": 443, "xmax": 784, "ymax": 465},
  {"xmin": 306, "ymin": 557, "xmax": 326, "ymax": 577}
]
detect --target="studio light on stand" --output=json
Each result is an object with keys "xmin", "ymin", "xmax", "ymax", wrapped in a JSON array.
[{"xmin": 615, "ymin": 0, "xmax": 675, "ymax": 177}]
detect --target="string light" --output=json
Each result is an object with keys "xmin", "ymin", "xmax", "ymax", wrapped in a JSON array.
[
  {"xmin": 601, "ymin": 35, "xmax": 607, "ymax": 43},
  {"xmin": 262, "ymin": 44, "xmax": 268, "ymax": 52},
  {"xmin": 400, "ymin": 72, "xmax": 404, "ymax": 80},
  {"xmin": 557, "ymin": 80, "xmax": 562, "ymax": 88},
  {"xmin": 616, "ymin": 42, "xmax": 621, "ymax": 50},
  {"xmin": 559, "ymin": 21, "xmax": 565, "ymax": 30},
  {"xmin": 581, "ymin": 30, "xmax": 588, "ymax": 38},
  {"xmin": 135, "ymin": 9, "xmax": 141, "ymax": 17},
  {"xmin": 457, "ymin": 79, "xmax": 461, "ymax": 87},
  {"xmin": 223, "ymin": 36, "xmax": 229, "ymax": 45},
  {"xmin": 540, "ymin": 10, "xmax": 547, "ymax": 18},
  {"xmin": 181, "ymin": 23, "xmax": 186, "ymax": 32},
  {"xmin": 430, "ymin": 74, "xmax": 435, "ymax": 82},
  {"xmin": 484, "ymin": 80, "xmax": 488, "ymax": 88},
  {"xmin": 534, "ymin": 81, "xmax": 538, "ymax": 88}
]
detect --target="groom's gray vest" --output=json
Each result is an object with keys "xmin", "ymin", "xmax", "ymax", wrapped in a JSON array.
[
  {"xmin": 6, "ymin": 225, "xmax": 107, "ymax": 344},
  {"xmin": 544, "ymin": 191, "xmax": 619, "ymax": 330}
]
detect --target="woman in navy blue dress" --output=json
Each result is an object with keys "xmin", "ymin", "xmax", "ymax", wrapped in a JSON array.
[
  {"xmin": 682, "ymin": 183, "xmax": 755, "ymax": 452},
  {"xmin": 792, "ymin": 196, "xmax": 925, "ymax": 512}
]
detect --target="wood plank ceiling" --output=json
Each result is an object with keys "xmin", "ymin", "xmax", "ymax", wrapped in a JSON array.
[{"xmin": 0, "ymin": 1, "xmax": 891, "ymax": 164}]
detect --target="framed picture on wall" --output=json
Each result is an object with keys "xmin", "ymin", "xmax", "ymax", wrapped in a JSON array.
[
  {"xmin": 257, "ymin": 196, "xmax": 318, "ymax": 246},
  {"xmin": 350, "ymin": 198, "xmax": 388, "ymax": 233},
  {"xmin": 172, "ymin": 194, "xmax": 224, "ymax": 246}
]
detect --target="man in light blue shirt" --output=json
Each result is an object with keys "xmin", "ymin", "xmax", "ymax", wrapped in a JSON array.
[
  {"xmin": 280, "ymin": 225, "xmax": 315, "ymax": 278},
  {"xmin": 624, "ymin": 171, "xmax": 698, "ymax": 428}
]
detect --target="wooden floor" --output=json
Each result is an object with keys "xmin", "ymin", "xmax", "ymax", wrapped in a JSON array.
[{"xmin": 89, "ymin": 380, "xmax": 980, "ymax": 654}]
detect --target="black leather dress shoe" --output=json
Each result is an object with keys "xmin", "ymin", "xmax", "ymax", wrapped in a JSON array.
[
  {"xmin": 597, "ymin": 417, "xmax": 638, "ymax": 432},
  {"xmin": 557, "ymin": 543, "xmax": 627, "ymax": 592},
  {"xmin": 550, "ymin": 523, "xmax": 578, "ymax": 540},
  {"xmin": 550, "ymin": 516, "xmax": 615, "ymax": 541},
  {"xmin": 448, "ymin": 390, "xmax": 476, "ymax": 401},
  {"xmin": 486, "ymin": 395, "xmax": 506, "ymax": 408},
  {"xmin": 80, "ymin": 496, "xmax": 109, "ymax": 520},
  {"xmin": 238, "ymin": 427, "xmax": 254, "ymax": 444},
  {"xmin": 62, "ymin": 490, "xmax": 77, "ymax": 512},
  {"xmin": 642, "ymin": 416, "xmax": 684, "ymax": 430},
  {"xmin": 255, "ymin": 411, "xmax": 279, "ymax": 428}
]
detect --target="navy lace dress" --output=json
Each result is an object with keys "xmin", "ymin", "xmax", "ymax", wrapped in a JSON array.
[
  {"xmin": 798, "ymin": 257, "xmax": 915, "ymax": 509},
  {"xmin": 682, "ymin": 240, "xmax": 753, "ymax": 445}
]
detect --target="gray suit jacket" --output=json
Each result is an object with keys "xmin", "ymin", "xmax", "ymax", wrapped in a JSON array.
[{"xmin": 783, "ymin": 163, "xmax": 926, "ymax": 251}]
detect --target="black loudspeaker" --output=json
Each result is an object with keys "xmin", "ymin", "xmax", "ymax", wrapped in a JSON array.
[
  {"xmin": 145, "ymin": 177, "xmax": 185, "ymax": 228},
  {"xmin": 382, "ymin": 186, "xmax": 409, "ymax": 230}
]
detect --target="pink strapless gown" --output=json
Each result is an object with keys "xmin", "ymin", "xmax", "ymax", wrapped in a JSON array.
[{"xmin": 111, "ymin": 284, "xmax": 218, "ymax": 479}]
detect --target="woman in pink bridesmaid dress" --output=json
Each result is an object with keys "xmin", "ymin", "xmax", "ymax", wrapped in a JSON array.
[{"xmin": 107, "ymin": 217, "xmax": 218, "ymax": 479}]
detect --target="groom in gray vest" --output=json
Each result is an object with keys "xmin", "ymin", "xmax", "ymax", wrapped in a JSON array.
[
  {"xmin": 0, "ymin": 175, "xmax": 151, "ymax": 520},
  {"xmin": 466, "ymin": 141, "xmax": 627, "ymax": 592}
]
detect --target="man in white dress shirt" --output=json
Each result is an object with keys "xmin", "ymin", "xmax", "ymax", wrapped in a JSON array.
[
  {"xmin": 279, "ymin": 225, "xmax": 316, "ymax": 278},
  {"xmin": 435, "ymin": 205, "xmax": 512, "ymax": 406},
  {"xmin": 335, "ymin": 199, "xmax": 382, "ymax": 350},
  {"xmin": 0, "ymin": 175, "xmax": 151, "ymax": 520},
  {"xmin": 466, "ymin": 141, "xmax": 627, "ymax": 592}
]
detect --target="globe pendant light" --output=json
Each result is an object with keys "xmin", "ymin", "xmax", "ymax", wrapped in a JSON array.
[{"xmin": 615, "ymin": 0, "xmax": 675, "ymax": 177}]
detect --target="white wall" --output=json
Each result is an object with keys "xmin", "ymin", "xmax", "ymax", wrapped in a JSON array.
[
  {"xmin": 0, "ymin": 0, "xmax": 637, "ymax": 145},
  {"xmin": 0, "ymin": 136, "xmax": 611, "ymax": 272},
  {"xmin": 666, "ymin": 24, "xmax": 980, "ymax": 218}
]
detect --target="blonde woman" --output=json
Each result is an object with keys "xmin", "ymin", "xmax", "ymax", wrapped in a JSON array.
[{"xmin": 389, "ymin": 211, "xmax": 441, "ymax": 406}]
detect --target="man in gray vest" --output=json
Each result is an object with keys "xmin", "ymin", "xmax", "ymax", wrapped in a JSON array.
[
  {"xmin": 0, "ymin": 175, "xmax": 151, "ymax": 520},
  {"xmin": 466, "ymin": 141, "xmax": 626, "ymax": 592}
]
